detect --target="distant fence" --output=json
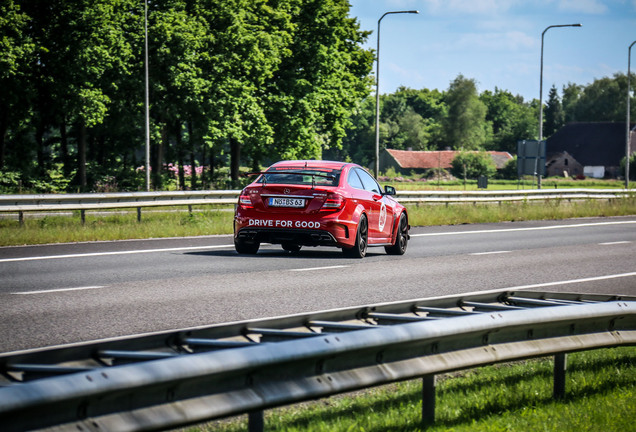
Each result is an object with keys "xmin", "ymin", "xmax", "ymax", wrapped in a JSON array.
[{"xmin": 0, "ymin": 189, "xmax": 632, "ymax": 224}]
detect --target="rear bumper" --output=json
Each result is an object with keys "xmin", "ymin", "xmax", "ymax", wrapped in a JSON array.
[
  {"xmin": 233, "ymin": 208, "xmax": 359, "ymax": 248},
  {"xmin": 236, "ymin": 228, "xmax": 341, "ymax": 247}
]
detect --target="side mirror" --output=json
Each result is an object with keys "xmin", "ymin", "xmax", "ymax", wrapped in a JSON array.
[{"xmin": 384, "ymin": 185, "xmax": 396, "ymax": 196}]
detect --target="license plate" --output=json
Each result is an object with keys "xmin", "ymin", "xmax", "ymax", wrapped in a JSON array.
[{"xmin": 269, "ymin": 197, "xmax": 305, "ymax": 208}]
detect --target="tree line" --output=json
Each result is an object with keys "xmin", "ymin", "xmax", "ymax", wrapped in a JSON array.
[
  {"xmin": 333, "ymin": 73, "xmax": 635, "ymax": 171},
  {"xmin": 1, "ymin": 0, "xmax": 633, "ymax": 193},
  {"xmin": 1, "ymin": 0, "xmax": 372, "ymax": 192}
]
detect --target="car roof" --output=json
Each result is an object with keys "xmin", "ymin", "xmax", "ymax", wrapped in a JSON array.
[{"xmin": 269, "ymin": 160, "xmax": 354, "ymax": 171}]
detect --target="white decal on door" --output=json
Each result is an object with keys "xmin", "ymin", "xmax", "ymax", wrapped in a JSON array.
[{"xmin": 379, "ymin": 202, "xmax": 387, "ymax": 231}]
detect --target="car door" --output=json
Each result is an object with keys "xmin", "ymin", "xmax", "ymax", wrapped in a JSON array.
[{"xmin": 353, "ymin": 168, "xmax": 392, "ymax": 242}]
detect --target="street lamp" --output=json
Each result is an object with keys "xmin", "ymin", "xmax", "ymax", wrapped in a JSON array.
[
  {"xmin": 144, "ymin": 0, "xmax": 151, "ymax": 191},
  {"xmin": 537, "ymin": 23, "xmax": 581, "ymax": 189},
  {"xmin": 374, "ymin": 10, "xmax": 419, "ymax": 178},
  {"xmin": 626, "ymin": 40, "xmax": 636, "ymax": 189}
]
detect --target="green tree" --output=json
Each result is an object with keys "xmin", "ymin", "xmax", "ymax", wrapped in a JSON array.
[
  {"xmin": 561, "ymin": 82, "xmax": 582, "ymax": 123},
  {"xmin": 443, "ymin": 75, "xmax": 490, "ymax": 150},
  {"xmin": 0, "ymin": 0, "xmax": 34, "ymax": 170},
  {"xmin": 450, "ymin": 150, "xmax": 497, "ymax": 179},
  {"xmin": 396, "ymin": 107, "xmax": 433, "ymax": 150},
  {"xmin": 378, "ymin": 87, "xmax": 446, "ymax": 152},
  {"xmin": 480, "ymin": 88, "xmax": 536, "ymax": 153},
  {"xmin": 333, "ymin": 96, "xmax": 374, "ymax": 165},
  {"xmin": 573, "ymin": 74, "xmax": 630, "ymax": 122},
  {"xmin": 148, "ymin": 1, "xmax": 216, "ymax": 188},
  {"xmin": 265, "ymin": 0, "xmax": 373, "ymax": 163},
  {"xmin": 18, "ymin": 0, "xmax": 139, "ymax": 190},
  {"xmin": 543, "ymin": 85, "xmax": 564, "ymax": 137}
]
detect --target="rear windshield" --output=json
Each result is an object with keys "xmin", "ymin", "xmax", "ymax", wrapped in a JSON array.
[{"xmin": 257, "ymin": 168, "xmax": 341, "ymax": 186}]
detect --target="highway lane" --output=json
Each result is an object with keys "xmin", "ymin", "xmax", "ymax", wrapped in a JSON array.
[{"xmin": 1, "ymin": 216, "xmax": 635, "ymax": 353}]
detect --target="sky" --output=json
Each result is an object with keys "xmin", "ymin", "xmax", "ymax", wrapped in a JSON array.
[{"xmin": 348, "ymin": 0, "xmax": 636, "ymax": 102}]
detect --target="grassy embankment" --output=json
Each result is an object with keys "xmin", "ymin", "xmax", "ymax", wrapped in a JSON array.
[
  {"xmin": 1, "ymin": 179, "xmax": 635, "ymax": 247},
  {"xmin": 191, "ymin": 347, "xmax": 635, "ymax": 431}
]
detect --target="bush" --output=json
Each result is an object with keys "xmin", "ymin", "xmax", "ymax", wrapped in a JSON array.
[
  {"xmin": 450, "ymin": 151, "xmax": 497, "ymax": 179},
  {"xmin": 620, "ymin": 154, "xmax": 636, "ymax": 180},
  {"xmin": 0, "ymin": 170, "xmax": 22, "ymax": 193},
  {"xmin": 496, "ymin": 156, "xmax": 517, "ymax": 180}
]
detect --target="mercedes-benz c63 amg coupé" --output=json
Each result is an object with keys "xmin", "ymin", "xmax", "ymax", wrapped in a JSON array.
[{"xmin": 234, "ymin": 160, "xmax": 409, "ymax": 258}]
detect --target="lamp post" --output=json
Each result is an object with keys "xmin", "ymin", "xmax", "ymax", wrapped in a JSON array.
[
  {"xmin": 374, "ymin": 10, "xmax": 419, "ymax": 178},
  {"xmin": 144, "ymin": 0, "xmax": 151, "ymax": 191},
  {"xmin": 626, "ymin": 40, "xmax": 636, "ymax": 189},
  {"xmin": 538, "ymin": 23, "xmax": 581, "ymax": 189}
]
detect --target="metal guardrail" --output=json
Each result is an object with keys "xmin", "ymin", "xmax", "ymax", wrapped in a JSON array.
[
  {"xmin": 395, "ymin": 188, "xmax": 633, "ymax": 203},
  {"xmin": 0, "ymin": 189, "xmax": 632, "ymax": 223},
  {"xmin": 0, "ymin": 190, "xmax": 241, "ymax": 223},
  {"xmin": 0, "ymin": 290, "xmax": 634, "ymax": 431}
]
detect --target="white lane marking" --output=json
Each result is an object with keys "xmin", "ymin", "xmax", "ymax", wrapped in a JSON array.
[
  {"xmin": 0, "ymin": 244, "xmax": 233, "ymax": 263},
  {"xmin": 598, "ymin": 241, "xmax": 631, "ymax": 246},
  {"xmin": 470, "ymin": 250, "xmax": 511, "ymax": 256},
  {"xmin": 11, "ymin": 286, "xmax": 106, "ymax": 295},
  {"xmin": 289, "ymin": 265, "xmax": 349, "ymax": 272},
  {"xmin": 411, "ymin": 220, "xmax": 636, "ymax": 237},
  {"xmin": 2, "ymin": 220, "xmax": 634, "ymax": 263},
  {"xmin": 502, "ymin": 272, "xmax": 636, "ymax": 291}
]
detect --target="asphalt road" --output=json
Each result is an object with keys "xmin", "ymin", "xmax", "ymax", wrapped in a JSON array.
[{"xmin": 1, "ymin": 216, "xmax": 635, "ymax": 353}]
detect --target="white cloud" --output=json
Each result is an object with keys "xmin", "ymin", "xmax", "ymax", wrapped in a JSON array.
[
  {"xmin": 455, "ymin": 31, "xmax": 536, "ymax": 51},
  {"xmin": 417, "ymin": 0, "xmax": 612, "ymax": 15},
  {"xmin": 421, "ymin": 0, "xmax": 520, "ymax": 15},
  {"xmin": 557, "ymin": 0, "xmax": 608, "ymax": 13}
]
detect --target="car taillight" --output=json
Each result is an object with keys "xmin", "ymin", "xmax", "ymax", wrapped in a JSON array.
[
  {"xmin": 321, "ymin": 193, "xmax": 345, "ymax": 211},
  {"xmin": 238, "ymin": 193, "xmax": 253, "ymax": 209}
]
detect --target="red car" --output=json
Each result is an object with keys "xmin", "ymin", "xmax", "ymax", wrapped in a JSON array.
[{"xmin": 234, "ymin": 160, "xmax": 409, "ymax": 258}]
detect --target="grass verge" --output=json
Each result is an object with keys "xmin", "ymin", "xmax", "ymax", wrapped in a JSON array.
[
  {"xmin": 407, "ymin": 198, "xmax": 636, "ymax": 227},
  {"xmin": 1, "ymin": 198, "xmax": 635, "ymax": 247},
  {"xmin": 0, "ymin": 208, "xmax": 235, "ymax": 247},
  {"xmin": 190, "ymin": 346, "xmax": 635, "ymax": 432}
]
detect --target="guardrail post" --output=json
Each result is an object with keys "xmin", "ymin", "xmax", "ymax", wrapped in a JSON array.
[
  {"xmin": 248, "ymin": 410, "xmax": 264, "ymax": 432},
  {"xmin": 19, "ymin": 211, "xmax": 24, "ymax": 227},
  {"xmin": 422, "ymin": 374, "xmax": 436, "ymax": 427},
  {"xmin": 137, "ymin": 207, "xmax": 142, "ymax": 223},
  {"xmin": 553, "ymin": 353, "xmax": 567, "ymax": 399},
  {"xmin": 80, "ymin": 209, "xmax": 86, "ymax": 225}
]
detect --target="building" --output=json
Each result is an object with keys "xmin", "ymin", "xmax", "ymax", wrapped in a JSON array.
[
  {"xmin": 379, "ymin": 149, "xmax": 513, "ymax": 176},
  {"xmin": 545, "ymin": 151, "xmax": 584, "ymax": 178},
  {"xmin": 545, "ymin": 122, "xmax": 635, "ymax": 178}
]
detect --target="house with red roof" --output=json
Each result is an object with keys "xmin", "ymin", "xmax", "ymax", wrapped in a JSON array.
[{"xmin": 379, "ymin": 149, "xmax": 513, "ymax": 175}]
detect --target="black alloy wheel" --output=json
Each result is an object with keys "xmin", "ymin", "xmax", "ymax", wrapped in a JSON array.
[
  {"xmin": 343, "ymin": 214, "xmax": 368, "ymax": 258},
  {"xmin": 385, "ymin": 212, "xmax": 408, "ymax": 255}
]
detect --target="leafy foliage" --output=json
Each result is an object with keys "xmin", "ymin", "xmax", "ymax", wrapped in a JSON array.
[
  {"xmin": 443, "ymin": 75, "xmax": 489, "ymax": 150},
  {"xmin": 1, "ymin": 1, "xmax": 633, "ymax": 193},
  {"xmin": 1, "ymin": 0, "xmax": 373, "ymax": 191},
  {"xmin": 450, "ymin": 150, "xmax": 497, "ymax": 179},
  {"xmin": 544, "ymin": 85, "xmax": 564, "ymax": 137}
]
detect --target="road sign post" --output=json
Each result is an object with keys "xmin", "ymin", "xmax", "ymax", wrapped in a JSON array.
[{"xmin": 517, "ymin": 140, "xmax": 546, "ymax": 188}]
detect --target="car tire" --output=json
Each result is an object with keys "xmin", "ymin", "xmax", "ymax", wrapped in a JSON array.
[
  {"xmin": 235, "ymin": 238, "xmax": 260, "ymax": 254},
  {"xmin": 385, "ymin": 212, "xmax": 408, "ymax": 255},
  {"xmin": 343, "ymin": 214, "xmax": 368, "ymax": 258},
  {"xmin": 282, "ymin": 242, "xmax": 301, "ymax": 253}
]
